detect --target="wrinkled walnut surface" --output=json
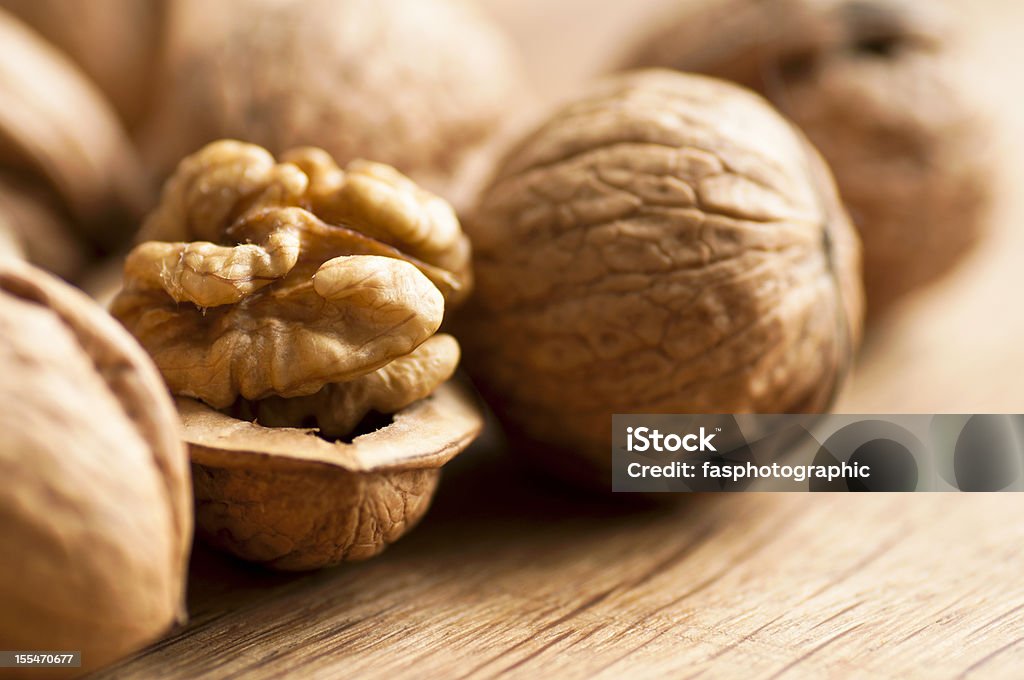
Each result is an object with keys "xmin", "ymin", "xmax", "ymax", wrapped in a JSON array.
[
  {"xmin": 113, "ymin": 141, "xmax": 471, "ymax": 409},
  {"xmin": 141, "ymin": 0, "xmax": 524, "ymax": 200},
  {"xmin": 459, "ymin": 69, "xmax": 862, "ymax": 478},
  {"xmin": 185, "ymin": 381, "xmax": 481, "ymax": 570},
  {"xmin": 113, "ymin": 141, "xmax": 481, "ymax": 569},
  {"xmin": 235, "ymin": 333, "xmax": 462, "ymax": 439},
  {"xmin": 623, "ymin": 0, "xmax": 991, "ymax": 315},
  {"xmin": 0, "ymin": 257, "xmax": 190, "ymax": 672}
]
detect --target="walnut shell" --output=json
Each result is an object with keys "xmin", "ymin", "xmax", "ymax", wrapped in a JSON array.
[
  {"xmin": 140, "ymin": 0, "xmax": 525, "ymax": 201},
  {"xmin": 458, "ymin": 70, "xmax": 862, "ymax": 480},
  {"xmin": 0, "ymin": 0, "xmax": 163, "ymax": 127},
  {"xmin": 0, "ymin": 175, "xmax": 85, "ymax": 279},
  {"xmin": 0, "ymin": 8, "xmax": 149, "ymax": 259},
  {"xmin": 185, "ymin": 381, "xmax": 481, "ymax": 570},
  {"xmin": 0, "ymin": 257, "xmax": 191, "ymax": 673},
  {"xmin": 113, "ymin": 140, "xmax": 482, "ymax": 569},
  {"xmin": 622, "ymin": 0, "xmax": 991, "ymax": 316}
]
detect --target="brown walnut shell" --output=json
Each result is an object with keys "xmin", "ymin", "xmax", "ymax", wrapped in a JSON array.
[
  {"xmin": 0, "ymin": 0, "xmax": 164, "ymax": 127},
  {"xmin": 140, "ymin": 0, "xmax": 525, "ymax": 201},
  {"xmin": 458, "ymin": 69, "xmax": 863, "ymax": 482},
  {"xmin": 0, "ymin": 175, "xmax": 84, "ymax": 279},
  {"xmin": 0, "ymin": 257, "xmax": 190, "ymax": 674},
  {"xmin": 184, "ymin": 382, "xmax": 482, "ymax": 570},
  {"xmin": 622, "ymin": 0, "xmax": 991, "ymax": 316},
  {"xmin": 0, "ymin": 8, "xmax": 149, "ymax": 258}
]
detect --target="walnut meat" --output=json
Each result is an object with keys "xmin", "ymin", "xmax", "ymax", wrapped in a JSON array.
[
  {"xmin": 112, "ymin": 141, "xmax": 482, "ymax": 569},
  {"xmin": 140, "ymin": 0, "xmax": 525, "ymax": 202},
  {"xmin": 458, "ymin": 70, "xmax": 862, "ymax": 480},
  {"xmin": 0, "ymin": 257, "xmax": 191, "ymax": 673},
  {"xmin": 623, "ymin": 0, "xmax": 991, "ymax": 316}
]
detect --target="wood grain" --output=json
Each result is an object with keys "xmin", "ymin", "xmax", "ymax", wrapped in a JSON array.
[
  {"xmin": 97, "ymin": 452, "xmax": 1024, "ymax": 679},
  {"xmin": 94, "ymin": 1, "xmax": 1024, "ymax": 677}
]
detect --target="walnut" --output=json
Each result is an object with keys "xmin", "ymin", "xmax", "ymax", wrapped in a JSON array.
[
  {"xmin": 622, "ymin": 0, "xmax": 992, "ymax": 316},
  {"xmin": 0, "ymin": 0, "xmax": 163, "ymax": 127},
  {"xmin": 0, "ymin": 8, "xmax": 150, "ymax": 270},
  {"xmin": 112, "ymin": 140, "xmax": 482, "ymax": 569},
  {"xmin": 139, "ymin": 0, "xmax": 526, "ymax": 204},
  {"xmin": 0, "ymin": 176, "xmax": 84, "ymax": 277},
  {"xmin": 457, "ymin": 70, "xmax": 862, "ymax": 482},
  {"xmin": 0, "ymin": 257, "xmax": 190, "ymax": 672}
]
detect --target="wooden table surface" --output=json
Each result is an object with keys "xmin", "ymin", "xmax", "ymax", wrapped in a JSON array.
[{"xmin": 96, "ymin": 1, "xmax": 1024, "ymax": 677}]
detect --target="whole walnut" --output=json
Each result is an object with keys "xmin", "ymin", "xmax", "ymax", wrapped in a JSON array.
[
  {"xmin": 112, "ymin": 141, "xmax": 482, "ymax": 570},
  {"xmin": 0, "ymin": 257, "xmax": 191, "ymax": 673},
  {"xmin": 622, "ymin": 0, "xmax": 991, "ymax": 316},
  {"xmin": 0, "ymin": 0, "xmax": 163, "ymax": 127},
  {"xmin": 0, "ymin": 8, "xmax": 150, "ymax": 270},
  {"xmin": 458, "ymin": 70, "xmax": 862, "ymax": 482},
  {"xmin": 140, "ymin": 0, "xmax": 525, "ymax": 204}
]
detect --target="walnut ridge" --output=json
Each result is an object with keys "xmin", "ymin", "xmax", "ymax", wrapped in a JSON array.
[
  {"xmin": 458, "ymin": 70, "xmax": 862, "ymax": 480},
  {"xmin": 113, "ymin": 141, "xmax": 482, "ymax": 569}
]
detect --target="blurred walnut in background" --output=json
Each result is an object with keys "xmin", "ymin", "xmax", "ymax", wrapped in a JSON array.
[
  {"xmin": 140, "ymin": 0, "xmax": 526, "ymax": 206},
  {"xmin": 624, "ymin": 0, "xmax": 993, "ymax": 317},
  {"xmin": 0, "ymin": 9, "xmax": 149, "ymax": 278},
  {"xmin": 0, "ymin": 0, "xmax": 163, "ymax": 127}
]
